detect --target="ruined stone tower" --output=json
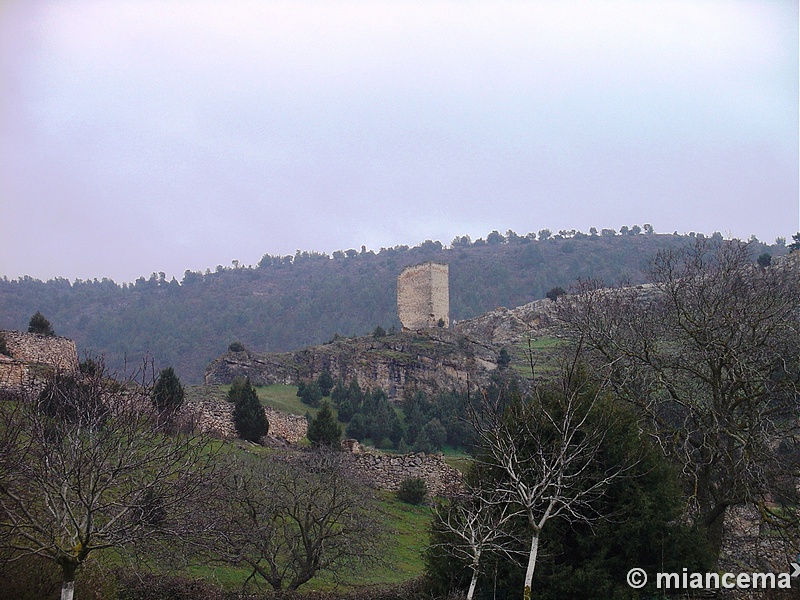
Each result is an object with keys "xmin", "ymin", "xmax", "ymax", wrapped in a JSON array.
[{"xmin": 397, "ymin": 262, "xmax": 449, "ymax": 330}]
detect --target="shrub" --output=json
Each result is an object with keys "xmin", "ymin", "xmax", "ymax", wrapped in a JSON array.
[
  {"xmin": 227, "ymin": 341, "xmax": 246, "ymax": 352},
  {"xmin": 397, "ymin": 477, "xmax": 428, "ymax": 505}
]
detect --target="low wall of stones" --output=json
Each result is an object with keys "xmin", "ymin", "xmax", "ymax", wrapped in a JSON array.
[
  {"xmin": 0, "ymin": 357, "xmax": 28, "ymax": 391},
  {"xmin": 181, "ymin": 398, "xmax": 308, "ymax": 443},
  {"xmin": 718, "ymin": 504, "xmax": 797, "ymax": 599},
  {"xmin": 0, "ymin": 331, "xmax": 79, "ymax": 373},
  {"xmin": 181, "ymin": 397, "xmax": 236, "ymax": 438},
  {"xmin": 264, "ymin": 407, "xmax": 307, "ymax": 442},
  {"xmin": 343, "ymin": 441, "xmax": 462, "ymax": 497}
]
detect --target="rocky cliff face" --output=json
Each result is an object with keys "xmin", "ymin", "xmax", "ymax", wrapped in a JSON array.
[{"xmin": 205, "ymin": 329, "xmax": 501, "ymax": 399}]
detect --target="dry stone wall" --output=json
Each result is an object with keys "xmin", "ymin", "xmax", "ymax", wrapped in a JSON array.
[
  {"xmin": 717, "ymin": 504, "xmax": 798, "ymax": 599},
  {"xmin": 342, "ymin": 440, "xmax": 462, "ymax": 497},
  {"xmin": 0, "ymin": 356, "xmax": 28, "ymax": 390},
  {"xmin": 181, "ymin": 396, "xmax": 236, "ymax": 438},
  {"xmin": 0, "ymin": 330, "xmax": 79, "ymax": 390},
  {"xmin": 264, "ymin": 407, "xmax": 307, "ymax": 442},
  {"xmin": 181, "ymin": 392, "xmax": 307, "ymax": 442},
  {"xmin": 397, "ymin": 262, "xmax": 449, "ymax": 330},
  {"xmin": 0, "ymin": 331, "xmax": 78, "ymax": 372}
]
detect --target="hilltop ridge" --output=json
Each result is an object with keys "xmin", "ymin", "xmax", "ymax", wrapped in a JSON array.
[{"xmin": 0, "ymin": 231, "xmax": 786, "ymax": 382}]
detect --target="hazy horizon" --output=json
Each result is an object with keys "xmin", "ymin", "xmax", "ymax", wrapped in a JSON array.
[{"xmin": 2, "ymin": 1, "xmax": 797, "ymax": 283}]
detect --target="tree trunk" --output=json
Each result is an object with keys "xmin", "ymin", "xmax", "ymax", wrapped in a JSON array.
[
  {"xmin": 60, "ymin": 560, "xmax": 78, "ymax": 600},
  {"xmin": 702, "ymin": 503, "xmax": 728, "ymax": 567},
  {"xmin": 523, "ymin": 533, "xmax": 539, "ymax": 600},
  {"xmin": 467, "ymin": 564, "xmax": 480, "ymax": 600}
]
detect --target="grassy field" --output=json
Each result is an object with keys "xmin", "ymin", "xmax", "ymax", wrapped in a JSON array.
[
  {"xmin": 177, "ymin": 481, "xmax": 432, "ymax": 593},
  {"xmin": 512, "ymin": 335, "xmax": 562, "ymax": 378},
  {"xmin": 176, "ymin": 391, "xmax": 434, "ymax": 592},
  {"xmin": 206, "ymin": 383, "xmax": 339, "ymax": 421}
]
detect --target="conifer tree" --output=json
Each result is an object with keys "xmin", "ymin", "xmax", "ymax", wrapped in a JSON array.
[
  {"xmin": 229, "ymin": 377, "xmax": 269, "ymax": 443},
  {"xmin": 28, "ymin": 311, "xmax": 54, "ymax": 336},
  {"xmin": 152, "ymin": 366, "xmax": 185, "ymax": 424},
  {"xmin": 307, "ymin": 401, "xmax": 341, "ymax": 448}
]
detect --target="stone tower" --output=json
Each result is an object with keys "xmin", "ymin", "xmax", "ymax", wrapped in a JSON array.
[{"xmin": 397, "ymin": 262, "xmax": 449, "ymax": 330}]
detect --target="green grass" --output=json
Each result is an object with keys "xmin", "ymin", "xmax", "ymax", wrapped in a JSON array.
[
  {"xmin": 253, "ymin": 383, "xmax": 309, "ymax": 416},
  {"xmin": 165, "ymin": 470, "xmax": 433, "ymax": 593},
  {"xmin": 207, "ymin": 383, "xmax": 330, "ymax": 419},
  {"xmin": 513, "ymin": 335, "xmax": 562, "ymax": 378},
  {"xmin": 440, "ymin": 447, "xmax": 473, "ymax": 474},
  {"xmin": 332, "ymin": 490, "xmax": 432, "ymax": 589}
]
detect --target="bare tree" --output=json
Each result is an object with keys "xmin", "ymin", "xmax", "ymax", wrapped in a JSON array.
[
  {"xmin": 556, "ymin": 239, "xmax": 800, "ymax": 557},
  {"xmin": 0, "ymin": 361, "xmax": 218, "ymax": 600},
  {"xmin": 432, "ymin": 488, "xmax": 523, "ymax": 600},
  {"xmin": 216, "ymin": 449, "xmax": 387, "ymax": 592},
  {"xmin": 469, "ymin": 362, "xmax": 629, "ymax": 600}
]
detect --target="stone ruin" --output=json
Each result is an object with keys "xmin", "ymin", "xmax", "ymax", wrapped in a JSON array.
[
  {"xmin": 181, "ymin": 395, "xmax": 308, "ymax": 443},
  {"xmin": 397, "ymin": 262, "xmax": 449, "ymax": 330},
  {"xmin": 182, "ymin": 396, "xmax": 463, "ymax": 496},
  {"xmin": 341, "ymin": 439, "xmax": 463, "ymax": 497},
  {"xmin": 0, "ymin": 330, "xmax": 79, "ymax": 390}
]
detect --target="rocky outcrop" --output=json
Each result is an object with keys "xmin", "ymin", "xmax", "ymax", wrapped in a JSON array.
[
  {"xmin": 452, "ymin": 298, "xmax": 557, "ymax": 346},
  {"xmin": 204, "ymin": 329, "xmax": 500, "ymax": 400}
]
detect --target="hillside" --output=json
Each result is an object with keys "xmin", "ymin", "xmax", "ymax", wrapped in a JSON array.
[
  {"xmin": 205, "ymin": 327, "xmax": 501, "ymax": 400},
  {"xmin": 0, "ymin": 231, "xmax": 784, "ymax": 383}
]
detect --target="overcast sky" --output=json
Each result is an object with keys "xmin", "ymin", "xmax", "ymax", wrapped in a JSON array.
[{"xmin": 1, "ymin": 1, "xmax": 797, "ymax": 283}]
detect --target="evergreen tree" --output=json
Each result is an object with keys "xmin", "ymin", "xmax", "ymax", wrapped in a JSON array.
[
  {"xmin": 28, "ymin": 311, "xmax": 55, "ymax": 336},
  {"xmin": 316, "ymin": 370, "xmax": 334, "ymax": 396},
  {"xmin": 297, "ymin": 380, "xmax": 322, "ymax": 407},
  {"xmin": 497, "ymin": 347, "xmax": 511, "ymax": 369},
  {"xmin": 227, "ymin": 341, "xmax": 246, "ymax": 352},
  {"xmin": 346, "ymin": 413, "xmax": 367, "ymax": 440},
  {"xmin": 152, "ymin": 366, "xmax": 185, "ymax": 423},
  {"xmin": 229, "ymin": 377, "xmax": 269, "ymax": 443},
  {"xmin": 397, "ymin": 477, "xmax": 428, "ymax": 504},
  {"xmin": 306, "ymin": 401, "xmax": 341, "ymax": 447}
]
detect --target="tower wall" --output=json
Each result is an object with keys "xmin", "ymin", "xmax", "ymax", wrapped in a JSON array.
[{"xmin": 397, "ymin": 262, "xmax": 449, "ymax": 330}]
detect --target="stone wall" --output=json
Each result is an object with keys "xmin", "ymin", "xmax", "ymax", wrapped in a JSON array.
[
  {"xmin": 181, "ymin": 395, "xmax": 308, "ymax": 443},
  {"xmin": 342, "ymin": 440, "xmax": 462, "ymax": 497},
  {"xmin": 0, "ymin": 356, "xmax": 28, "ymax": 390},
  {"xmin": 717, "ymin": 504, "xmax": 798, "ymax": 598},
  {"xmin": 264, "ymin": 407, "xmax": 307, "ymax": 442},
  {"xmin": 0, "ymin": 330, "xmax": 79, "ymax": 391},
  {"xmin": 397, "ymin": 262, "xmax": 449, "ymax": 330},
  {"xmin": 181, "ymin": 396, "xmax": 236, "ymax": 437},
  {"xmin": 0, "ymin": 330, "xmax": 79, "ymax": 373}
]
